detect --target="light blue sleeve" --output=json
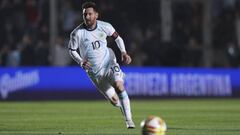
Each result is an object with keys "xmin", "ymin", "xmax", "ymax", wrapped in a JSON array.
[
  {"xmin": 68, "ymin": 31, "xmax": 79, "ymax": 50},
  {"xmin": 103, "ymin": 22, "xmax": 116, "ymax": 36}
]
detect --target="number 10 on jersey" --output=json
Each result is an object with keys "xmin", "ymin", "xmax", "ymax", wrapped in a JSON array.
[{"xmin": 92, "ymin": 41, "xmax": 100, "ymax": 50}]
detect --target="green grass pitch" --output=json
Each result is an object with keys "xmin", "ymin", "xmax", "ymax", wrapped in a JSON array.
[{"xmin": 0, "ymin": 99, "xmax": 240, "ymax": 135}]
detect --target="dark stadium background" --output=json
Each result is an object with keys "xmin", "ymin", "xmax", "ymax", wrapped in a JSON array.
[{"xmin": 1, "ymin": 0, "xmax": 240, "ymax": 68}]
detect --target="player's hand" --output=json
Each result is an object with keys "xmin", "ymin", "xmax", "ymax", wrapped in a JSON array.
[
  {"xmin": 121, "ymin": 52, "xmax": 132, "ymax": 65},
  {"xmin": 81, "ymin": 60, "xmax": 91, "ymax": 71}
]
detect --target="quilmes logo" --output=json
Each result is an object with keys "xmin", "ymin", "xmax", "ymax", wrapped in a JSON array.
[{"xmin": 0, "ymin": 70, "xmax": 40, "ymax": 99}]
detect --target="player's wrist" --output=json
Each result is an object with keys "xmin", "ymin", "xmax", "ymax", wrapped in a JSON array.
[{"xmin": 121, "ymin": 51, "xmax": 127, "ymax": 55}]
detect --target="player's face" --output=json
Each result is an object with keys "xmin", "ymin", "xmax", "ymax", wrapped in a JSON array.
[{"xmin": 83, "ymin": 8, "xmax": 98, "ymax": 28}]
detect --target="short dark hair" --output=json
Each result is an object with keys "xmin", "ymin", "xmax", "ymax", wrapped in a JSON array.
[{"xmin": 82, "ymin": 1, "xmax": 98, "ymax": 12}]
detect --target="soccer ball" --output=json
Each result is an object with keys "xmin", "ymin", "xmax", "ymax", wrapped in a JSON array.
[{"xmin": 140, "ymin": 116, "xmax": 167, "ymax": 135}]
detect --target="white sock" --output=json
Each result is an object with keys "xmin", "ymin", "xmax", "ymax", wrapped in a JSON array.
[{"xmin": 118, "ymin": 90, "xmax": 132, "ymax": 121}]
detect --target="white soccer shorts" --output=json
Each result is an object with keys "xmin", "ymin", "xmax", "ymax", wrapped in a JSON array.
[{"xmin": 88, "ymin": 62, "xmax": 125, "ymax": 100}]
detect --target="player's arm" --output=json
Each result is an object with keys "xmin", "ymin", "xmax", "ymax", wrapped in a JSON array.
[
  {"xmin": 69, "ymin": 49, "xmax": 91, "ymax": 70},
  {"xmin": 112, "ymin": 31, "xmax": 132, "ymax": 64},
  {"xmin": 68, "ymin": 48, "xmax": 82, "ymax": 65},
  {"xmin": 68, "ymin": 33, "xmax": 91, "ymax": 70}
]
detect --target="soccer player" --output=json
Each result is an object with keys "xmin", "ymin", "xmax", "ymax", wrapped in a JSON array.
[{"xmin": 68, "ymin": 2, "xmax": 135, "ymax": 129}]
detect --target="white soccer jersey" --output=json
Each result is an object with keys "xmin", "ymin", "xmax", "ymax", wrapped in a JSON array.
[{"xmin": 68, "ymin": 20, "xmax": 116, "ymax": 75}]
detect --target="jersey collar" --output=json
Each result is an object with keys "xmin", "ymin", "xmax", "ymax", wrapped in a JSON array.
[{"xmin": 83, "ymin": 21, "xmax": 98, "ymax": 31}]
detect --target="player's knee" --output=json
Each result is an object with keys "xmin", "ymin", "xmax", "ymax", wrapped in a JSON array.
[
  {"xmin": 110, "ymin": 95, "xmax": 120, "ymax": 107},
  {"xmin": 113, "ymin": 81, "xmax": 124, "ymax": 93}
]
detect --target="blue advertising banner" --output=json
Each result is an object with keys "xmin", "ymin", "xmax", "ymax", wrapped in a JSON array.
[
  {"xmin": 0, "ymin": 67, "xmax": 240, "ymax": 99},
  {"xmin": 124, "ymin": 67, "xmax": 240, "ymax": 97},
  {"xmin": 0, "ymin": 67, "xmax": 95, "ymax": 99}
]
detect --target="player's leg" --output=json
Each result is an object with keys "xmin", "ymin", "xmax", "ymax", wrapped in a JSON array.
[
  {"xmin": 113, "ymin": 80, "xmax": 135, "ymax": 128},
  {"xmin": 94, "ymin": 80, "xmax": 136, "ymax": 128},
  {"xmin": 108, "ymin": 63, "xmax": 135, "ymax": 128},
  {"xmin": 104, "ymin": 87, "xmax": 121, "ymax": 107},
  {"xmin": 88, "ymin": 74, "xmax": 121, "ymax": 107},
  {"xmin": 96, "ymin": 77, "xmax": 135, "ymax": 129}
]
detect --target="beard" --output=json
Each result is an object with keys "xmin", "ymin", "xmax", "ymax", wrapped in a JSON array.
[{"xmin": 85, "ymin": 20, "xmax": 94, "ymax": 27}]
